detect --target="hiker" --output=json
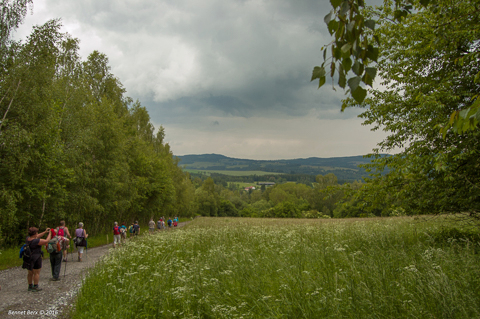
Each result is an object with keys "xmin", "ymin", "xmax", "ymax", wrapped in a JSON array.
[
  {"xmin": 120, "ymin": 222, "xmax": 127, "ymax": 244},
  {"xmin": 55, "ymin": 221, "xmax": 71, "ymax": 262},
  {"xmin": 74, "ymin": 222, "xmax": 88, "ymax": 262},
  {"xmin": 23, "ymin": 227, "xmax": 52, "ymax": 292},
  {"xmin": 113, "ymin": 222, "xmax": 121, "ymax": 248},
  {"xmin": 133, "ymin": 221, "xmax": 140, "ymax": 236},
  {"xmin": 173, "ymin": 217, "xmax": 178, "ymax": 227},
  {"xmin": 48, "ymin": 229, "xmax": 62, "ymax": 281},
  {"xmin": 148, "ymin": 218, "xmax": 155, "ymax": 234},
  {"xmin": 128, "ymin": 223, "xmax": 134, "ymax": 238},
  {"xmin": 167, "ymin": 217, "xmax": 173, "ymax": 229}
]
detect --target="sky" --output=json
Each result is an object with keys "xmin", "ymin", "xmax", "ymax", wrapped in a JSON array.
[{"xmin": 15, "ymin": 0, "xmax": 389, "ymax": 160}]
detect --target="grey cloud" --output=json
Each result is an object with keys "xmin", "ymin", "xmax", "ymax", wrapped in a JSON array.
[{"xmin": 21, "ymin": 0, "xmax": 381, "ymax": 159}]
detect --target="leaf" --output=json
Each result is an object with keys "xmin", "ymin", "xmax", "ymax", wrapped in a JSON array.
[
  {"xmin": 342, "ymin": 57, "xmax": 352, "ymax": 72},
  {"xmin": 323, "ymin": 48, "xmax": 327, "ymax": 61},
  {"xmin": 449, "ymin": 110, "xmax": 457, "ymax": 125},
  {"xmin": 336, "ymin": 22, "xmax": 345, "ymax": 38},
  {"xmin": 334, "ymin": 46, "xmax": 342, "ymax": 60},
  {"xmin": 340, "ymin": 1, "xmax": 350, "ymax": 16},
  {"xmin": 330, "ymin": 0, "xmax": 342, "ymax": 9},
  {"xmin": 328, "ymin": 20, "xmax": 339, "ymax": 35},
  {"xmin": 365, "ymin": 19, "xmax": 375, "ymax": 31},
  {"xmin": 366, "ymin": 45, "xmax": 379, "ymax": 62},
  {"xmin": 365, "ymin": 67, "xmax": 377, "ymax": 80},
  {"xmin": 363, "ymin": 71, "xmax": 373, "ymax": 87},
  {"xmin": 394, "ymin": 9, "xmax": 408, "ymax": 21},
  {"xmin": 330, "ymin": 62, "xmax": 336, "ymax": 77},
  {"xmin": 318, "ymin": 76, "xmax": 326, "ymax": 88},
  {"xmin": 341, "ymin": 43, "xmax": 352, "ymax": 54},
  {"xmin": 348, "ymin": 76, "xmax": 362, "ymax": 92},
  {"xmin": 419, "ymin": 0, "xmax": 431, "ymax": 5},
  {"xmin": 347, "ymin": 20, "xmax": 356, "ymax": 32},
  {"xmin": 311, "ymin": 66, "xmax": 326, "ymax": 81},
  {"xmin": 351, "ymin": 86, "xmax": 367, "ymax": 103},
  {"xmin": 324, "ymin": 10, "xmax": 333, "ymax": 25},
  {"xmin": 352, "ymin": 60, "xmax": 360, "ymax": 76}
]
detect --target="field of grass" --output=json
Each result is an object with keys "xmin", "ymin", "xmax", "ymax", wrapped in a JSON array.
[
  {"xmin": 71, "ymin": 217, "xmax": 480, "ymax": 318},
  {"xmin": 184, "ymin": 169, "xmax": 282, "ymax": 176}
]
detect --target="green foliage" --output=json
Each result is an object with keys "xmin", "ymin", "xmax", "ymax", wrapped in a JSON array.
[
  {"xmin": 0, "ymin": 17, "xmax": 195, "ymax": 245},
  {"xmin": 318, "ymin": 0, "xmax": 480, "ymax": 218},
  {"xmin": 318, "ymin": 0, "xmax": 480, "ymax": 134}
]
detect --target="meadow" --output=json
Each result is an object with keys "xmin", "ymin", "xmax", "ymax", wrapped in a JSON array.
[{"xmin": 72, "ymin": 217, "xmax": 480, "ymax": 318}]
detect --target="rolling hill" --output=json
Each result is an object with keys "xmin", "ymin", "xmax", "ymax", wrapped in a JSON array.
[{"xmin": 176, "ymin": 153, "xmax": 382, "ymax": 182}]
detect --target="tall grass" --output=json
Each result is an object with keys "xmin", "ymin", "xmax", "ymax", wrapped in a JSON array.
[{"xmin": 72, "ymin": 217, "xmax": 480, "ymax": 318}]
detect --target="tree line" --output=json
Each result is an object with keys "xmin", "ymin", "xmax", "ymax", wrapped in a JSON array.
[
  {"xmin": 0, "ymin": 9, "xmax": 195, "ymax": 246},
  {"xmin": 190, "ymin": 174, "xmax": 387, "ymax": 219}
]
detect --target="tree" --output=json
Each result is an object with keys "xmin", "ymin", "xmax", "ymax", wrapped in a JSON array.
[
  {"xmin": 320, "ymin": 0, "xmax": 480, "ymax": 218},
  {"xmin": 0, "ymin": 14, "xmax": 195, "ymax": 244},
  {"xmin": 313, "ymin": 0, "xmax": 480, "ymax": 133}
]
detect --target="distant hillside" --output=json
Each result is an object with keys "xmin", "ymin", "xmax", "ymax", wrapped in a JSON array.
[{"xmin": 176, "ymin": 153, "xmax": 383, "ymax": 182}]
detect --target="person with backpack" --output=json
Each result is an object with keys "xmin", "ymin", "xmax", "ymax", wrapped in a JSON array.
[
  {"xmin": 167, "ymin": 217, "xmax": 173, "ymax": 229},
  {"xmin": 48, "ymin": 229, "xmax": 62, "ymax": 281},
  {"xmin": 157, "ymin": 218, "xmax": 163, "ymax": 231},
  {"xmin": 55, "ymin": 221, "xmax": 71, "ymax": 262},
  {"xmin": 113, "ymin": 222, "xmax": 121, "ymax": 248},
  {"xmin": 128, "ymin": 223, "xmax": 134, "ymax": 238},
  {"xmin": 173, "ymin": 217, "xmax": 178, "ymax": 227},
  {"xmin": 23, "ymin": 227, "xmax": 52, "ymax": 292},
  {"xmin": 148, "ymin": 218, "xmax": 155, "ymax": 234},
  {"xmin": 120, "ymin": 222, "xmax": 127, "ymax": 244},
  {"xmin": 133, "ymin": 221, "xmax": 140, "ymax": 236},
  {"xmin": 74, "ymin": 222, "xmax": 88, "ymax": 262}
]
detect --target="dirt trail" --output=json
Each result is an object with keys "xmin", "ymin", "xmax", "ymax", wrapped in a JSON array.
[{"xmin": 0, "ymin": 221, "xmax": 190, "ymax": 319}]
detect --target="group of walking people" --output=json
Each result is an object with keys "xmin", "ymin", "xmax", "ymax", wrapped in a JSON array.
[
  {"xmin": 112, "ymin": 217, "xmax": 179, "ymax": 248},
  {"xmin": 149, "ymin": 216, "xmax": 179, "ymax": 233},
  {"xmin": 22, "ymin": 221, "xmax": 88, "ymax": 292},
  {"xmin": 22, "ymin": 217, "xmax": 181, "ymax": 292}
]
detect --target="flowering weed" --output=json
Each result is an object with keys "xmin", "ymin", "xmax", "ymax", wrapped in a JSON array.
[{"xmin": 72, "ymin": 217, "xmax": 480, "ymax": 318}]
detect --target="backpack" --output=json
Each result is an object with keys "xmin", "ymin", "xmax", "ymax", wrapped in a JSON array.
[
  {"xmin": 57, "ymin": 227, "xmax": 65, "ymax": 237},
  {"xmin": 47, "ymin": 237, "xmax": 61, "ymax": 253},
  {"xmin": 129, "ymin": 225, "xmax": 134, "ymax": 233},
  {"xmin": 19, "ymin": 243, "xmax": 31, "ymax": 259},
  {"xmin": 113, "ymin": 226, "xmax": 120, "ymax": 235}
]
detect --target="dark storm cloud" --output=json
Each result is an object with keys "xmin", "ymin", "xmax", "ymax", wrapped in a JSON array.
[{"xmin": 17, "ymin": 0, "xmax": 387, "ymax": 159}]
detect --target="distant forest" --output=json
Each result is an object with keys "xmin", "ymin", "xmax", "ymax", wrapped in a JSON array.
[{"xmin": 177, "ymin": 153, "xmax": 386, "ymax": 183}]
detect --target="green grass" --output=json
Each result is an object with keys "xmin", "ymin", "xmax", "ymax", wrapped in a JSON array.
[
  {"xmin": 184, "ymin": 169, "xmax": 282, "ymax": 176},
  {"xmin": 71, "ymin": 217, "xmax": 480, "ymax": 318}
]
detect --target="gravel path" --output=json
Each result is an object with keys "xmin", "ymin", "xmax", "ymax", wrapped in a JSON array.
[{"xmin": 0, "ymin": 221, "xmax": 190, "ymax": 319}]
